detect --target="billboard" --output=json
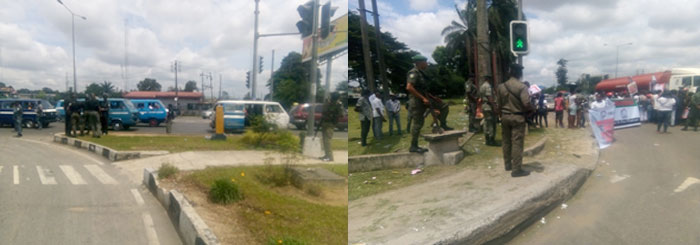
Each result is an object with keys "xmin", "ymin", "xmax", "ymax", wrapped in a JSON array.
[{"xmin": 302, "ymin": 13, "xmax": 348, "ymax": 62}]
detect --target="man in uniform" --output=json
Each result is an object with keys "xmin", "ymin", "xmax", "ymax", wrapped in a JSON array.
[
  {"xmin": 70, "ymin": 97, "xmax": 84, "ymax": 137},
  {"xmin": 497, "ymin": 64, "xmax": 534, "ymax": 177},
  {"xmin": 13, "ymin": 102, "xmax": 23, "ymax": 137},
  {"xmin": 85, "ymin": 94, "xmax": 101, "ymax": 138},
  {"xmin": 65, "ymin": 96, "xmax": 74, "ymax": 136},
  {"xmin": 319, "ymin": 92, "xmax": 342, "ymax": 161},
  {"xmin": 166, "ymin": 104, "xmax": 176, "ymax": 134},
  {"xmin": 479, "ymin": 75, "xmax": 499, "ymax": 146},
  {"xmin": 99, "ymin": 95, "xmax": 110, "ymax": 135},
  {"xmin": 682, "ymin": 90, "xmax": 700, "ymax": 131},
  {"xmin": 465, "ymin": 77, "xmax": 479, "ymax": 132},
  {"xmin": 406, "ymin": 54, "xmax": 452, "ymax": 153}
]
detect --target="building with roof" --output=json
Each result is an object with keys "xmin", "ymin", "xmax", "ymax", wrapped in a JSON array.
[{"xmin": 123, "ymin": 91, "xmax": 210, "ymax": 116}]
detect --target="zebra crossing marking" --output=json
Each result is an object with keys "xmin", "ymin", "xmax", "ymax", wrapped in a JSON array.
[
  {"xmin": 84, "ymin": 164, "xmax": 118, "ymax": 184},
  {"xmin": 59, "ymin": 165, "xmax": 87, "ymax": 185},
  {"xmin": 36, "ymin": 166, "xmax": 57, "ymax": 185}
]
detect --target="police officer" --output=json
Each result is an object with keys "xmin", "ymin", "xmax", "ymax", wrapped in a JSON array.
[
  {"xmin": 682, "ymin": 91, "xmax": 700, "ymax": 131},
  {"xmin": 465, "ymin": 77, "xmax": 478, "ymax": 132},
  {"xmin": 480, "ymin": 75, "xmax": 499, "ymax": 146},
  {"xmin": 406, "ymin": 55, "xmax": 452, "ymax": 153},
  {"xmin": 166, "ymin": 104, "xmax": 175, "ymax": 134},
  {"xmin": 100, "ymin": 95, "xmax": 110, "ymax": 135},
  {"xmin": 65, "ymin": 96, "xmax": 74, "ymax": 136},
  {"xmin": 497, "ymin": 64, "xmax": 534, "ymax": 177},
  {"xmin": 85, "ymin": 94, "xmax": 101, "ymax": 137},
  {"xmin": 13, "ymin": 102, "xmax": 23, "ymax": 137},
  {"xmin": 320, "ymin": 92, "xmax": 342, "ymax": 161},
  {"xmin": 36, "ymin": 102, "xmax": 44, "ymax": 129},
  {"xmin": 70, "ymin": 97, "xmax": 84, "ymax": 137}
]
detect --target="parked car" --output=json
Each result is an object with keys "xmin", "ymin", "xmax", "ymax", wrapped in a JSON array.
[
  {"xmin": 210, "ymin": 100, "xmax": 289, "ymax": 132},
  {"xmin": 55, "ymin": 98, "xmax": 139, "ymax": 130},
  {"xmin": 0, "ymin": 99, "xmax": 57, "ymax": 128},
  {"xmin": 201, "ymin": 109, "xmax": 214, "ymax": 119},
  {"xmin": 289, "ymin": 103, "xmax": 348, "ymax": 131},
  {"xmin": 131, "ymin": 99, "xmax": 167, "ymax": 126}
]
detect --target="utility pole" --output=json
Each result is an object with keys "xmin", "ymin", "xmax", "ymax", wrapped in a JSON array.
[
  {"xmin": 124, "ymin": 19, "xmax": 129, "ymax": 92},
  {"xmin": 517, "ymin": 0, "xmax": 523, "ymax": 65},
  {"xmin": 219, "ymin": 74, "xmax": 222, "ymax": 99},
  {"xmin": 476, "ymin": 0, "xmax": 491, "ymax": 88},
  {"xmin": 251, "ymin": 0, "xmax": 260, "ymax": 100},
  {"xmin": 200, "ymin": 72, "xmax": 206, "ymax": 98},
  {"xmin": 370, "ymin": 0, "xmax": 388, "ymax": 99},
  {"xmin": 358, "ymin": 0, "xmax": 375, "ymax": 92},
  {"xmin": 306, "ymin": 0, "xmax": 320, "ymax": 135},
  {"xmin": 209, "ymin": 72, "xmax": 214, "ymax": 101},
  {"xmin": 270, "ymin": 49, "xmax": 275, "ymax": 100},
  {"xmin": 171, "ymin": 60, "xmax": 180, "ymax": 108}
]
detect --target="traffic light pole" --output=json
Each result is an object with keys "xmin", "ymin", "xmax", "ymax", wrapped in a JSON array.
[
  {"xmin": 517, "ymin": 0, "xmax": 523, "ymax": 66},
  {"xmin": 306, "ymin": 0, "xmax": 320, "ymax": 136},
  {"xmin": 251, "ymin": 0, "xmax": 260, "ymax": 100}
]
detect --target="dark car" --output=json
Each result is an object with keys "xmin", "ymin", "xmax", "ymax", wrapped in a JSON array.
[{"xmin": 289, "ymin": 103, "xmax": 348, "ymax": 131}]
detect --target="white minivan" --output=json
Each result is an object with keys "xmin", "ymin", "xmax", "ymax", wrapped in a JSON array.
[{"xmin": 211, "ymin": 100, "xmax": 289, "ymax": 130}]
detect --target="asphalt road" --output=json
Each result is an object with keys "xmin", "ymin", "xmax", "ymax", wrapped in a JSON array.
[
  {"xmin": 41, "ymin": 116, "xmax": 348, "ymax": 138},
  {"xmin": 0, "ymin": 130, "xmax": 181, "ymax": 245},
  {"xmin": 509, "ymin": 123, "xmax": 700, "ymax": 244}
]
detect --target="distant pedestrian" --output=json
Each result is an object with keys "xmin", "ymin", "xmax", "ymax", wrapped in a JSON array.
[
  {"xmin": 637, "ymin": 94, "xmax": 648, "ymax": 122},
  {"xmin": 682, "ymin": 91, "xmax": 699, "ymax": 131},
  {"xmin": 166, "ymin": 104, "xmax": 175, "ymax": 134},
  {"xmin": 568, "ymin": 91, "xmax": 578, "ymax": 128},
  {"xmin": 590, "ymin": 93, "xmax": 606, "ymax": 110},
  {"xmin": 554, "ymin": 93, "xmax": 565, "ymax": 128},
  {"xmin": 497, "ymin": 64, "xmax": 534, "ymax": 177},
  {"xmin": 100, "ymin": 95, "xmax": 109, "ymax": 135},
  {"xmin": 65, "ymin": 97, "xmax": 73, "ymax": 136},
  {"xmin": 465, "ymin": 78, "xmax": 479, "ymax": 132},
  {"xmin": 320, "ymin": 93, "xmax": 342, "ymax": 162},
  {"xmin": 370, "ymin": 91, "xmax": 386, "ymax": 140},
  {"xmin": 656, "ymin": 91, "xmax": 676, "ymax": 133},
  {"xmin": 85, "ymin": 94, "xmax": 101, "ymax": 138},
  {"xmin": 13, "ymin": 102, "xmax": 23, "ymax": 137},
  {"xmin": 651, "ymin": 90, "xmax": 661, "ymax": 123},
  {"xmin": 70, "ymin": 98, "xmax": 84, "ymax": 137},
  {"xmin": 537, "ymin": 93, "xmax": 548, "ymax": 128},
  {"xmin": 36, "ymin": 102, "xmax": 44, "ymax": 129},
  {"xmin": 385, "ymin": 95, "xmax": 402, "ymax": 136},
  {"xmin": 355, "ymin": 90, "xmax": 373, "ymax": 146}
]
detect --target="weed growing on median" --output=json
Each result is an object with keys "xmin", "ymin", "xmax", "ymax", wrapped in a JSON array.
[
  {"xmin": 240, "ymin": 115, "xmax": 299, "ymax": 152},
  {"xmin": 209, "ymin": 178, "xmax": 243, "ymax": 204},
  {"xmin": 304, "ymin": 183, "xmax": 323, "ymax": 197},
  {"xmin": 266, "ymin": 237, "xmax": 305, "ymax": 245},
  {"xmin": 158, "ymin": 163, "xmax": 179, "ymax": 179}
]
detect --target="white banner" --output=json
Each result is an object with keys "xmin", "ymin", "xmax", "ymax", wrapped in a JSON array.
[
  {"xmin": 588, "ymin": 99, "xmax": 616, "ymax": 149},
  {"xmin": 612, "ymin": 98, "xmax": 641, "ymax": 129}
]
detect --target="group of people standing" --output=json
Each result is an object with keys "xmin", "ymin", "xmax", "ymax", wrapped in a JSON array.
[
  {"xmin": 64, "ymin": 93, "xmax": 109, "ymax": 138},
  {"xmin": 553, "ymin": 90, "xmax": 588, "ymax": 129},
  {"xmin": 634, "ymin": 88, "xmax": 700, "ymax": 133}
]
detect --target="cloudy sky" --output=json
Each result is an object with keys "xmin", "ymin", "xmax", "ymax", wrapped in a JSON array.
[
  {"xmin": 349, "ymin": 0, "xmax": 700, "ymax": 87},
  {"xmin": 0, "ymin": 0, "xmax": 348, "ymax": 99}
]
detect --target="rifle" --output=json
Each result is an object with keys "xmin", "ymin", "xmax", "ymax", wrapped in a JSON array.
[{"xmin": 422, "ymin": 92, "xmax": 445, "ymax": 134}]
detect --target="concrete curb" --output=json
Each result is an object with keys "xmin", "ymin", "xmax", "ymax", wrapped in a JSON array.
[
  {"xmin": 523, "ymin": 136, "xmax": 548, "ymax": 157},
  {"xmin": 435, "ymin": 138, "xmax": 599, "ymax": 245},
  {"xmin": 143, "ymin": 168, "xmax": 219, "ymax": 245},
  {"xmin": 52, "ymin": 133, "xmax": 169, "ymax": 161}
]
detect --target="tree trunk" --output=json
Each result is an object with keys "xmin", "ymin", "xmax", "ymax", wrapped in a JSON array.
[{"xmin": 476, "ymin": 0, "xmax": 491, "ymax": 88}]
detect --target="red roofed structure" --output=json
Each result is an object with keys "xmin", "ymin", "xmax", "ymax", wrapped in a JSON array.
[{"xmin": 124, "ymin": 91, "xmax": 209, "ymax": 116}]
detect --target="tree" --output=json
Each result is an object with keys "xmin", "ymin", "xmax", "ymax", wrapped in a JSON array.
[
  {"xmin": 184, "ymin": 80, "xmax": 198, "ymax": 92},
  {"xmin": 0, "ymin": 82, "xmax": 5, "ymax": 88},
  {"xmin": 556, "ymin": 58, "xmax": 568, "ymax": 89},
  {"xmin": 441, "ymin": 2, "xmax": 476, "ymax": 80},
  {"xmin": 335, "ymin": 80, "xmax": 348, "ymax": 93},
  {"xmin": 85, "ymin": 82, "xmax": 103, "ymax": 95},
  {"xmin": 431, "ymin": 46, "xmax": 466, "ymax": 97},
  {"xmin": 137, "ymin": 78, "xmax": 161, "ymax": 91},
  {"xmin": 349, "ymin": 11, "xmax": 419, "ymax": 93},
  {"xmin": 100, "ymin": 81, "xmax": 115, "ymax": 95},
  {"xmin": 488, "ymin": 0, "xmax": 520, "ymax": 83},
  {"xmin": 269, "ymin": 52, "xmax": 311, "ymax": 109}
]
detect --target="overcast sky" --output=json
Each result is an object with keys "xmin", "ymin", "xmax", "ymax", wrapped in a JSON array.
[
  {"xmin": 0, "ymin": 0, "xmax": 348, "ymax": 99},
  {"xmin": 349, "ymin": 0, "xmax": 700, "ymax": 88}
]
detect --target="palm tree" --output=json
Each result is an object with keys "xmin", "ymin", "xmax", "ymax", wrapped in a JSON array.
[
  {"xmin": 100, "ymin": 81, "xmax": 115, "ymax": 95},
  {"xmin": 441, "ymin": 1, "xmax": 477, "ymax": 79}
]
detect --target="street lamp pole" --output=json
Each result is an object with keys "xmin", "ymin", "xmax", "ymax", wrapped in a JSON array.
[
  {"xmin": 58, "ymin": 0, "xmax": 86, "ymax": 94},
  {"xmin": 606, "ymin": 42, "xmax": 632, "ymax": 78}
]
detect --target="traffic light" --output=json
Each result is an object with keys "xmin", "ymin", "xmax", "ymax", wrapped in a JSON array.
[
  {"xmin": 509, "ymin": 20, "xmax": 529, "ymax": 55},
  {"xmin": 321, "ymin": 2, "xmax": 337, "ymax": 39},
  {"xmin": 259, "ymin": 56, "xmax": 263, "ymax": 74},
  {"xmin": 296, "ymin": 1, "xmax": 314, "ymax": 38},
  {"xmin": 246, "ymin": 71, "xmax": 251, "ymax": 88}
]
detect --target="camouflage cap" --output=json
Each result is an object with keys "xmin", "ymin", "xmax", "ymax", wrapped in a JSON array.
[{"xmin": 412, "ymin": 55, "xmax": 428, "ymax": 62}]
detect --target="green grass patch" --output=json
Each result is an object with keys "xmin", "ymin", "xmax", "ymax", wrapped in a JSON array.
[
  {"xmin": 185, "ymin": 165, "xmax": 347, "ymax": 245},
  {"xmin": 331, "ymin": 139, "xmax": 347, "ymax": 151},
  {"xmin": 348, "ymin": 103, "xmax": 470, "ymax": 156},
  {"xmin": 157, "ymin": 163, "xmax": 179, "ymax": 179},
  {"xmin": 209, "ymin": 178, "xmax": 244, "ymax": 204}
]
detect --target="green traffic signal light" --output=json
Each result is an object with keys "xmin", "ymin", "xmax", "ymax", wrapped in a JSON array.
[{"xmin": 516, "ymin": 39, "xmax": 524, "ymax": 49}]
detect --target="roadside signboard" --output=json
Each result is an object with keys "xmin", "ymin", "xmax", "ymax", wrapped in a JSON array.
[{"xmin": 302, "ymin": 14, "xmax": 348, "ymax": 62}]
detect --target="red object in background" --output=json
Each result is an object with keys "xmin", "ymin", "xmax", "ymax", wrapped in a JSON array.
[{"xmin": 595, "ymin": 71, "xmax": 671, "ymax": 93}]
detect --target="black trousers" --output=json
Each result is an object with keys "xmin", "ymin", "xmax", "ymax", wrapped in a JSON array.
[{"xmin": 360, "ymin": 119, "xmax": 371, "ymax": 146}]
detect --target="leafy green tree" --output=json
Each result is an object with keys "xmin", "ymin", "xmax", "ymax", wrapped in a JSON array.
[
  {"xmin": 184, "ymin": 80, "xmax": 198, "ymax": 92},
  {"xmin": 269, "ymin": 52, "xmax": 314, "ymax": 109},
  {"xmin": 441, "ymin": 2, "xmax": 476, "ymax": 80},
  {"xmin": 85, "ymin": 83, "xmax": 103, "ymax": 95},
  {"xmin": 100, "ymin": 81, "xmax": 115, "ymax": 95},
  {"xmin": 137, "ymin": 78, "xmax": 161, "ymax": 91},
  {"xmin": 0, "ymin": 82, "xmax": 5, "ymax": 88}
]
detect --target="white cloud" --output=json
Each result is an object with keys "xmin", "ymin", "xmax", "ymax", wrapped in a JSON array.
[
  {"xmin": 409, "ymin": 0, "xmax": 438, "ymax": 11},
  {"xmin": 382, "ymin": 9, "xmax": 458, "ymax": 61}
]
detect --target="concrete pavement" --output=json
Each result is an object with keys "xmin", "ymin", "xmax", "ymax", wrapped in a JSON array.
[
  {"xmin": 0, "ymin": 131, "xmax": 181, "ymax": 245},
  {"xmin": 508, "ymin": 123, "xmax": 700, "ymax": 245}
]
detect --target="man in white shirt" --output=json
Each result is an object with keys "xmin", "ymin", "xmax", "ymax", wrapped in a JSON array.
[
  {"xmin": 656, "ymin": 91, "xmax": 676, "ymax": 133},
  {"xmin": 370, "ymin": 91, "xmax": 386, "ymax": 140},
  {"xmin": 385, "ymin": 95, "xmax": 402, "ymax": 136}
]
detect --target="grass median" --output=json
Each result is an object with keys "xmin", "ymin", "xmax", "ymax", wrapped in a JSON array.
[
  {"xmin": 160, "ymin": 164, "xmax": 348, "ymax": 244},
  {"xmin": 76, "ymin": 134, "xmax": 348, "ymax": 153}
]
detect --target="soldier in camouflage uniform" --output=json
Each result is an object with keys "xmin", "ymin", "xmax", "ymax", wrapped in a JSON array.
[
  {"xmin": 479, "ymin": 75, "xmax": 499, "ymax": 146},
  {"xmin": 465, "ymin": 78, "xmax": 478, "ymax": 132},
  {"xmin": 320, "ymin": 92, "xmax": 342, "ymax": 161},
  {"xmin": 405, "ymin": 55, "xmax": 452, "ymax": 153}
]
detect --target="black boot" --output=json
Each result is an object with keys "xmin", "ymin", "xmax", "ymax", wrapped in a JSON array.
[
  {"xmin": 409, "ymin": 141, "xmax": 428, "ymax": 153},
  {"xmin": 511, "ymin": 169, "xmax": 530, "ymax": 177}
]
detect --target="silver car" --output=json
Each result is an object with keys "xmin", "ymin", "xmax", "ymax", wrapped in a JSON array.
[{"xmin": 201, "ymin": 109, "xmax": 213, "ymax": 119}]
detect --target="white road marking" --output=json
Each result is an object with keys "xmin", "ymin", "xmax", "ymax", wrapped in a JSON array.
[
  {"xmin": 142, "ymin": 213, "xmax": 161, "ymax": 245},
  {"xmin": 0, "ymin": 166, "xmax": 3, "ymax": 174},
  {"xmin": 13, "ymin": 165, "xmax": 19, "ymax": 185},
  {"xmin": 84, "ymin": 165, "xmax": 118, "ymax": 184},
  {"xmin": 610, "ymin": 174, "xmax": 631, "ymax": 184},
  {"xmin": 131, "ymin": 188, "xmax": 145, "ymax": 206},
  {"xmin": 36, "ymin": 166, "xmax": 57, "ymax": 185},
  {"xmin": 674, "ymin": 177, "xmax": 700, "ymax": 193},
  {"xmin": 59, "ymin": 165, "xmax": 87, "ymax": 185}
]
